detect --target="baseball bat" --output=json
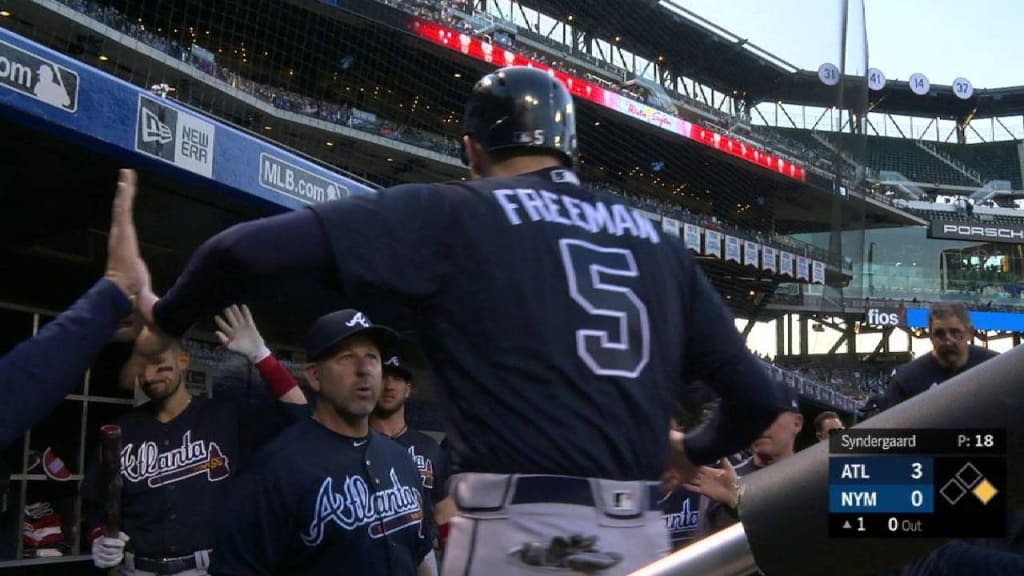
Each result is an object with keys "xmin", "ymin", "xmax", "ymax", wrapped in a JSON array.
[{"xmin": 98, "ymin": 424, "xmax": 123, "ymax": 538}]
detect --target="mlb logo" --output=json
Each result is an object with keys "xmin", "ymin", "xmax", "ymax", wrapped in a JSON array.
[{"xmin": 611, "ymin": 490, "xmax": 634, "ymax": 511}]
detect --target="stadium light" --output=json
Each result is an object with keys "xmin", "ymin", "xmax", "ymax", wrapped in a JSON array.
[{"xmin": 0, "ymin": 10, "xmax": 11, "ymax": 17}]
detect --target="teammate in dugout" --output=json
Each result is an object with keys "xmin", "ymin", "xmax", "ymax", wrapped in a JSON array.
[
  {"xmin": 135, "ymin": 66, "xmax": 786, "ymax": 574},
  {"xmin": 84, "ymin": 305, "xmax": 309, "ymax": 576},
  {"xmin": 210, "ymin": 309, "xmax": 436, "ymax": 576},
  {"xmin": 370, "ymin": 352, "xmax": 457, "ymax": 552}
]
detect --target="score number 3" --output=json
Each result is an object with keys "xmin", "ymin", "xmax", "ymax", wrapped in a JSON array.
[{"xmin": 559, "ymin": 239, "xmax": 651, "ymax": 378}]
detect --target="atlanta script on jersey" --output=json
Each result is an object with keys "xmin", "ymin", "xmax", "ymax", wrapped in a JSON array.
[
  {"xmin": 211, "ymin": 421, "xmax": 433, "ymax": 576},
  {"xmin": 407, "ymin": 445, "xmax": 435, "ymax": 490},
  {"xmin": 120, "ymin": 430, "xmax": 230, "ymax": 488},
  {"xmin": 301, "ymin": 468, "xmax": 423, "ymax": 545}
]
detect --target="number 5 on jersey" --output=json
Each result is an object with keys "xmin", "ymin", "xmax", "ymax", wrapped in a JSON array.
[{"xmin": 559, "ymin": 239, "xmax": 651, "ymax": 378}]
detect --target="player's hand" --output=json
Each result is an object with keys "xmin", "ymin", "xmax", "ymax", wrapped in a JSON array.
[
  {"xmin": 104, "ymin": 169, "xmax": 149, "ymax": 300},
  {"xmin": 215, "ymin": 304, "xmax": 271, "ymax": 363},
  {"xmin": 667, "ymin": 428, "xmax": 699, "ymax": 485},
  {"xmin": 137, "ymin": 284, "xmax": 159, "ymax": 327},
  {"xmin": 91, "ymin": 531, "xmax": 129, "ymax": 568},
  {"xmin": 684, "ymin": 458, "xmax": 740, "ymax": 508},
  {"xmin": 111, "ymin": 313, "xmax": 143, "ymax": 343}
]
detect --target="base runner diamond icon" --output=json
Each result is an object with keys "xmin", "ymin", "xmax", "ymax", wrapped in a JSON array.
[{"xmin": 972, "ymin": 479, "xmax": 998, "ymax": 505}]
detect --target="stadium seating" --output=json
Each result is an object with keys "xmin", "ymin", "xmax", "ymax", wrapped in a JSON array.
[{"xmin": 936, "ymin": 141, "xmax": 1024, "ymax": 190}]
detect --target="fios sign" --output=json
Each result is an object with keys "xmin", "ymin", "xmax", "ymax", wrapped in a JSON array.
[{"xmin": 866, "ymin": 309, "xmax": 900, "ymax": 327}]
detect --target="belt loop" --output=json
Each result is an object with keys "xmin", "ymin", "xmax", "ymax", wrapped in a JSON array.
[{"xmin": 195, "ymin": 549, "xmax": 211, "ymax": 570}]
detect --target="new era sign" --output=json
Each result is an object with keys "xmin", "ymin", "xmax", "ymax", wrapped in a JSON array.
[
  {"xmin": 928, "ymin": 221, "xmax": 1024, "ymax": 244},
  {"xmin": 135, "ymin": 94, "xmax": 215, "ymax": 177},
  {"xmin": 0, "ymin": 39, "xmax": 79, "ymax": 112}
]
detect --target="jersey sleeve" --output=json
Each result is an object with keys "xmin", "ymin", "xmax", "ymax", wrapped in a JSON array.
[
  {"xmin": 678, "ymin": 251, "xmax": 785, "ymax": 465},
  {"xmin": 309, "ymin": 184, "xmax": 455, "ymax": 301},
  {"xmin": 209, "ymin": 461, "xmax": 291, "ymax": 576},
  {"xmin": 0, "ymin": 279, "xmax": 131, "ymax": 447},
  {"xmin": 878, "ymin": 370, "xmax": 907, "ymax": 410}
]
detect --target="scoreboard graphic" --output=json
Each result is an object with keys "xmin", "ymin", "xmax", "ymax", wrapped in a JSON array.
[{"xmin": 829, "ymin": 429, "xmax": 1006, "ymax": 538}]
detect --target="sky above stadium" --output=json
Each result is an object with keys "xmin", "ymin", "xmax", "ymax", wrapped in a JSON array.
[{"xmin": 674, "ymin": 0, "xmax": 1023, "ymax": 90}]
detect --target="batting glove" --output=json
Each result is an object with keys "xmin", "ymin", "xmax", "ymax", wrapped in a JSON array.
[
  {"xmin": 92, "ymin": 531, "xmax": 129, "ymax": 568},
  {"xmin": 215, "ymin": 304, "xmax": 271, "ymax": 363}
]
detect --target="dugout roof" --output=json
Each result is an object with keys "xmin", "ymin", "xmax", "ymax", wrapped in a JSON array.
[{"xmin": 516, "ymin": 0, "xmax": 1024, "ymax": 120}]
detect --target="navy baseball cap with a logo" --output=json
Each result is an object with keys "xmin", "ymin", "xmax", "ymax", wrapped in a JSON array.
[
  {"xmin": 304, "ymin": 309, "xmax": 399, "ymax": 362},
  {"xmin": 383, "ymin": 354, "xmax": 413, "ymax": 381}
]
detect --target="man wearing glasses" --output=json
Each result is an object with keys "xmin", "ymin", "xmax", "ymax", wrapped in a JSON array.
[{"xmin": 878, "ymin": 302, "xmax": 997, "ymax": 410}]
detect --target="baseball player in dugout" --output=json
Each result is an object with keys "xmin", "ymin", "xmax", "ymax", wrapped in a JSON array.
[
  {"xmin": 370, "ymin": 352, "xmax": 457, "ymax": 555},
  {"xmin": 209, "ymin": 309, "xmax": 436, "ymax": 576},
  {"xmin": 134, "ymin": 65, "xmax": 787, "ymax": 574},
  {"xmin": 83, "ymin": 304, "xmax": 309, "ymax": 576},
  {"xmin": 879, "ymin": 301, "xmax": 997, "ymax": 410}
]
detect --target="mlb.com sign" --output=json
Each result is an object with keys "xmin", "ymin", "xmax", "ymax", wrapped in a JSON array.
[
  {"xmin": 258, "ymin": 153, "xmax": 348, "ymax": 204},
  {"xmin": 0, "ymin": 39, "xmax": 79, "ymax": 112},
  {"xmin": 866, "ymin": 308, "xmax": 900, "ymax": 327}
]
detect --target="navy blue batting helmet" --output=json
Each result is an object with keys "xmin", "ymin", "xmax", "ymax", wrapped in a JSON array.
[{"xmin": 462, "ymin": 66, "xmax": 578, "ymax": 168}]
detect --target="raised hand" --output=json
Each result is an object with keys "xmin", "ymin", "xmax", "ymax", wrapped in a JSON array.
[
  {"xmin": 215, "ymin": 304, "xmax": 271, "ymax": 363},
  {"xmin": 104, "ymin": 169, "xmax": 149, "ymax": 300}
]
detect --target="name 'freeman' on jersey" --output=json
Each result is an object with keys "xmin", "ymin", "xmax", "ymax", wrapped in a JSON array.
[{"xmin": 492, "ymin": 188, "xmax": 661, "ymax": 244}]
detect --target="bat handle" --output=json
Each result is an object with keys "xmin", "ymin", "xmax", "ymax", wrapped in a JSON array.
[{"xmin": 99, "ymin": 425, "xmax": 123, "ymax": 539}]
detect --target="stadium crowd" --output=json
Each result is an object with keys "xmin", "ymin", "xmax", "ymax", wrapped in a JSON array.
[
  {"xmin": 379, "ymin": 0, "xmax": 848, "ymax": 179},
  {"xmin": 62, "ymin": 0, "xmax": 913, "ymax": 222},
  {"xmin": 58, "ymin": 0, "xmax": 842, "ymax": 271}
]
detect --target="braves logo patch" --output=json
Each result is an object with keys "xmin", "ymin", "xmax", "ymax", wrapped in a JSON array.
[
  {"xmin": 120, "ymin": 431, "xmax": 230, "ymax": 488},
  {"xmin": 301, "ymin": 468, "xmax": 422, "ymax": 546}
]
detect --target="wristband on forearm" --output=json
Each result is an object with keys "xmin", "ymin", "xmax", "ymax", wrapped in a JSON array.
[{"xmin": 255, "ymin": 354, "xmax": 298, "ymax": 398}]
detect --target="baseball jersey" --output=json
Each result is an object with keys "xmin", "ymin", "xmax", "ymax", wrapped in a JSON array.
[
  {"xmin": 660, "ymin": 487, "xmax": 702, "ymax": 549},
  {"xmin": 391, "ymin": 428, "xmax": 449, "ymax": 529},
  {"xmin": 209, "ymin": 420, "xmax": 432, "ymax": 576},
  {"xmin": 82, "ymin": 396, "xmax": 303, "ymax": 557},
  {"xmin": 310, "ymin": 167, "xmax": 782, "ymax": 479},
  {"xmin": 392, "ymin": 429, "xmax": 448, "ymax": 503},
  {"xmin": 155, "ymin": 167, "xmax": 784, "ymax": 480},
  {"xmin": 880, "ymin": 345, "xmax": 998, "ymax": 410}
]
